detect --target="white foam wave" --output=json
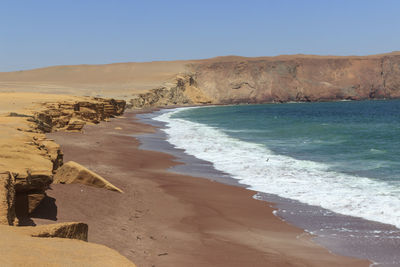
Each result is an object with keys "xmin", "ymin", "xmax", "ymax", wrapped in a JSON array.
[{"xmin": 154, "ymin": 108, "xmax": 400, "ymax": 228}]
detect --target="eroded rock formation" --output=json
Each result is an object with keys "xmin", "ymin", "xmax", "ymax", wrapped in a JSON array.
[
  {"xmin": 54, "ymin": 161, "xmax": 123, "ymax": 193},
  {"xmin": 0, "ymin": 97, "xmax": 126, "ymax": 223},
  {"xmin": 130, "ymin": 74, "xmax": 212, "ymax": 108},
  {"xmin": 27, "ymin": 222, "xmax": 89, "ymax": 241},
  {"xmin": 30, "ymin": 98, "xmax": 126, "ymax": 133},
  {"xmin": 0, "ymin": 95, "xmax": 134, "ymax": 266}
]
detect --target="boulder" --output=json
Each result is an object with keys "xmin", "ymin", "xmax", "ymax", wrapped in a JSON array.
[
  {"xmin": 27, "ymin": 222, "xmax": 89, "ymax": 241},
  {"xmin": 54, "ymin": 161, "xmax": 123, "ymax": 193},
  {"xmin": 66, "ymin": 119, "xmax": 86, "ymax": 131}
]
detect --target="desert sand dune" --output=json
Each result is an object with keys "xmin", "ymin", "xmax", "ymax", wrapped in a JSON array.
[{"xmin": 0, "ymin": 60, "xmax": 194, "ymax": 99}]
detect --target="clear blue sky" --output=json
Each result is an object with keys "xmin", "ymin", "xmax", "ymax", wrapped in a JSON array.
[{"xmin": 1, "ymin": 0, "xmax": 399, "ymax": 71}]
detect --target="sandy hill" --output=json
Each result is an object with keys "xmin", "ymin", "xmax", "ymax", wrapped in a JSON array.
[
  {"xmin": 0, "ymin": 60, "xmax": 194, "ymax": 99},
  {"xmin": 2, "ymin": 52, "xmax": 400, "ymax": 106}
]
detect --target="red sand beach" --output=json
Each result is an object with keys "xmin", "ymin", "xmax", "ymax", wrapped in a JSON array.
[{"xmin": 32, "ymin": 111, "xmax": 370, "ymax": 267}]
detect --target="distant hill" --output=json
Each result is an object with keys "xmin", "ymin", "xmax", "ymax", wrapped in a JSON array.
[{"xmin": 2, "ymin": 52, "xmax": 400, "ymax": 103}]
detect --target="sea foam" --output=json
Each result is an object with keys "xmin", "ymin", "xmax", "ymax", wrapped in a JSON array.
[{"xmin": 154, "ymin": 108, "xmax": 400, "ymax": 229}]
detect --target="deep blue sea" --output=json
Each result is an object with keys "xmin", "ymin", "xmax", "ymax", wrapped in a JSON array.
[{"xmin": 154, "ymin": 100, "xmax": 400, "ymax": 228}]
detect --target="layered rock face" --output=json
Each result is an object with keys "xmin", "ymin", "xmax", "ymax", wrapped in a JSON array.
[
  {"xmin": 190, "ymin": 53, "xmax": 400, "ymax": 104},
  {"xmin": 31, "ymin": 98, "xmax": 126, "ymax": 133},
  {"xmin": 0, "ymin": 97, "xmax": 126, "ymax": 224},
  {"xmin": 0, "ymin": 94, "xmax": 135, "ymax": 266}
]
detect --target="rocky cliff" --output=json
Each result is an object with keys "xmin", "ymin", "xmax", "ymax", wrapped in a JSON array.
[
  {"xmin": 129, "ymin": 53, "xmax": 400, "ymax": 108},
  {"xmin": 0, "ymin": 97, "xmax": 126, "ymax": 225},
  {"xmin": 0, "ymin": 94, "xmax": 134, "ymax": 265},
  {"xmin": 189, "ymin": 53, "xmax": 400, "ymax": 104}
]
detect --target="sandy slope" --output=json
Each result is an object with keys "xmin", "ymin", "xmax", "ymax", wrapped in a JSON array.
[
  {"xmin": 0, "ymin": 61, "xmax": 193, "ymax": 99},
  {"xmin": 0, "ymin": 92, "xmax": 82, "ymax": 114}
]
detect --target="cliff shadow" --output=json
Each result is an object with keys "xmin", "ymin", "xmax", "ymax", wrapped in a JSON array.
[
  {"xmin": 15, "ymin": 193, "xmax": 58, "ymax": 226},
  {"xmin": 30, "ymin": 195, "xmax": 58, "ymax": 221}
]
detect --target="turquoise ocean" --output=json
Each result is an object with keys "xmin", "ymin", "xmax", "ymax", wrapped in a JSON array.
[
  {"xmin": 150, "ymin": 100, "xmax": 400, "ymax": 265},
  {"xmin": 155, "ymin": 100, "xmax": 400, "ymax": 228}
]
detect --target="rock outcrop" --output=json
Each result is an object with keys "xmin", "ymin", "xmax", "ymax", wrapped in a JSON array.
[
  {"xmin": 54, "ymin": 161, "xmax": 123, "ymax": 193},
  {"xmin": 27, "ymin": 222, "xmax": 89, "ymax": 241},
  {"xmin": 30, "ymin": 98, "xmax": 126, "ymax": 133},
  {"xmin": 0, "ymin": 94, "xmax": 134, "ymax": 266},
  {"xmin": 130, "ymin": 74, "xmax": 212, "ymax": 108},
  {"xmin": 0, "ymin": 96, "xmax": 126, "ymax": 221}
]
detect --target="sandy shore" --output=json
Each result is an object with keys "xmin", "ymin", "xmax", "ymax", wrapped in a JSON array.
[{"xmin": 32, "ymin": 111, "xmax": 370, "ymax": 267}]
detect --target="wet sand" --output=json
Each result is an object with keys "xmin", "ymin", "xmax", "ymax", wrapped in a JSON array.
[{"xmin": 33, "ymin": 111, "xmax": 370, "ymax": 267}]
